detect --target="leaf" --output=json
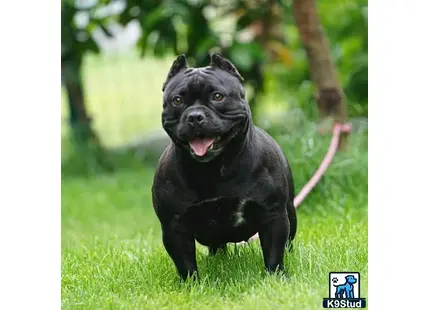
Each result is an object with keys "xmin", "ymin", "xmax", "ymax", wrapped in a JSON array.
[
  {"xmin": 138, "ymin": 30, "xmax": 152, "ymax": 58},
  {"xmin": 153, "ymin": 36, "xmax": 167, "ymax": 58},
  {"xmin": 81, "ymin": 37, "xmax": 100, "ymax": 54},
  {"xmin": 266, "ymin": 41, "xmax": 294, "ymax": 67},
  {"xmin": 140, "ymin": 6, "xmax": 166, "ymax": 30},
  {"xmin": 236, "ymin": 13, "xmax": 255, "ymax": 31},
  {"xmin": 98, "ymin": 24, "xmax": 114, "ymax": 38},
  {"xmin": 185, "ymin": 4, "xmax": 212, "ymax": 57},
  {"xmin": 195, "ymin": 36, "xmax": 219, "ymax": 57},
  {"xmin": 228, "ymin": 42, "xmax": 265, "ymax": 71}
]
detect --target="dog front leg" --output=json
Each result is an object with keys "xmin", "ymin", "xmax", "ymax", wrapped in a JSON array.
[
  {"xmin": 258, "ymin": 211, "xmax": 289, "ymax": 273},
  {"xmin": 162, "ymin": 216, "xmax": 198, "ymax": 281}
]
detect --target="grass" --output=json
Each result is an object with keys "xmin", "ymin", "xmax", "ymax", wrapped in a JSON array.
[{"xmin": 61, "ymin": 51, "xmax": 368, "ymax": 309}]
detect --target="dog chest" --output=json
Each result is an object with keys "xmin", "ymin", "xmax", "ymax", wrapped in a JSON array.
[{"xmin": 185, "ymin": 196, "xmax": 260, "ymax": 244}]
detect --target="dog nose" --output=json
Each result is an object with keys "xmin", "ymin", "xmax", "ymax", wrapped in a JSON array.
[{"xmin": 187, "ymin": 111, "xmax": 205, "ymax": 125}]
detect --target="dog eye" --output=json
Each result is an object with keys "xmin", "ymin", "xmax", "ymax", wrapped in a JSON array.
[
  {"xmin": 172, "ymin": 96, "xmax": 183, "ymax": 105},
  {"xmin": 212, "ymin": 93, "xmax": 225, "ymax": 102}
]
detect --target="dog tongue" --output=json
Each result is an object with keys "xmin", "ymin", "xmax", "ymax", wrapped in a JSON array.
[{"xmin": 189, "ymin": 138, "xmax": 215, "ymax": 156}]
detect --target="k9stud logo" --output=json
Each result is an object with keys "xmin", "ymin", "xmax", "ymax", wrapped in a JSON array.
[{"xmin": 322, "ymin": 272, "xmax": 367, "ymax": 308}]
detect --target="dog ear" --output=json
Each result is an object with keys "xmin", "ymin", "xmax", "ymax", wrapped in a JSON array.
[
  {"xmin": 162, "ymin": 54, "xmax": 188, "ymax": 91},
  {"xmin": 209, "ymin": 53, "xmax": 244, "ymax": 82}
]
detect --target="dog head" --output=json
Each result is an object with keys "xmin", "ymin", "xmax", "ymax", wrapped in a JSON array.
[
  {"xmin": 345, "ymin": 275, "xmax": 357, "ymax": 285},
  {"xmin": 161, "ymin": 53, "xmax": 251, "ymax": 163}
]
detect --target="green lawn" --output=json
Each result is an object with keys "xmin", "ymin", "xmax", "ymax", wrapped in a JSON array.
[{"xmin": 61, "ymin": 52, "xmax": 368, "ymax": 309}]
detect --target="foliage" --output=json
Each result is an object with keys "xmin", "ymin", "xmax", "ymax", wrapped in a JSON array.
[
  {"xmin": 62, "ymin": 0, "xmax": 367, "ymax": 120},
  {"xmin": 112, "ymin": 0, "xmax": 368, "ymax": 118},
  {"xmin": 61, "ymin": 0, "xmax": 116, "ymax": 60},
  {"xmin": 115, "ymin": 0, "xmax": 293, "ymax": 110}
]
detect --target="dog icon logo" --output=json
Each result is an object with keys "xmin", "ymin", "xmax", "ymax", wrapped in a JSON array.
[
  {"xmin": 323, "ymin": 272, "xmax": 366, "ymax": 308},
  {"xmin": 333, "ymin": 274, "xmax": 357, "ymax": 298}
]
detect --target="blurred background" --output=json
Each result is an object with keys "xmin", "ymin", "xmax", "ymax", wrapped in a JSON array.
[{"xmin": 61, "ymin": 0, "xmax": 367, "ymax": 176}]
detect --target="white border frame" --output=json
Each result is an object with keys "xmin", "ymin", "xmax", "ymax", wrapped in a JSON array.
[
  {"xmin": 0, "ymin": 0, "xmax": 429, "ymax": 309},
  {"xmin": 369, "ymin": 0, "xmax": 430, "ymax": 308},
  {"xmin": 0, "ymin": 1, "xmax": 61, "ymax": 309}
]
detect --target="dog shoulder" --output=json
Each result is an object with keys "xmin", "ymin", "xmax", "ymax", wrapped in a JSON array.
[
  {"xmin": 253, "ymin": 126, "xmax": 290, "ymax": 170},
  {"xmin": 154, "ymin": 142, "xmax": 174, "ymax": 180},
  {"xmin": 152, "ymin": 143, "xmax": 195, "ymax": 218},
  {"xmin": 252, "ymin": 126, "xmax": 295, "ymax": 196},
  {"xmin": 152, "ymin": 143, "xmax": 176, "ymax": 205},
  {"xmin": 152, "ymin": 143, "xmax": 178, "ymax": 220}
]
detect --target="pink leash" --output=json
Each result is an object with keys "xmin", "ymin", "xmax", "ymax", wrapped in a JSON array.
[{"xmin": 242, "ymin": 122, "xmax": 353, "ymax": 243}]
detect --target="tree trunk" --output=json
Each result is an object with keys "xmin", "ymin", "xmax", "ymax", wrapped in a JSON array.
[
  {"xmin": 292, "ymin": 0, "xmax": 349, "ymax": 150},
  {"xmin": 61, "ymin": 54, "xmax": 113, "ymax": 171},
  {"xmin": 61, "ymin": 54, "xmax": 95, "ymax": 144}
]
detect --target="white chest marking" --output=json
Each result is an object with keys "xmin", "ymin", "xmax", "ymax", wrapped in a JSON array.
[{"xmin": 233, "ymin": 199, "xmax": 248, "ymax": 227}]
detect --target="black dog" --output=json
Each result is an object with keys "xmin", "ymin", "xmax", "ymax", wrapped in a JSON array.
[{"xmin": 152, "ymin": 53, "xmax": 297, "ymax": 281}]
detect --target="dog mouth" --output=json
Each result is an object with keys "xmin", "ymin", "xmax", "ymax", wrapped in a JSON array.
[
  {"xmin": 188, "ymin": 124, "xmax": 241, "ymax": 158},
  {"xmin": 189, "ymin": 137, "xmax": 217, "ymax": 157}
]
